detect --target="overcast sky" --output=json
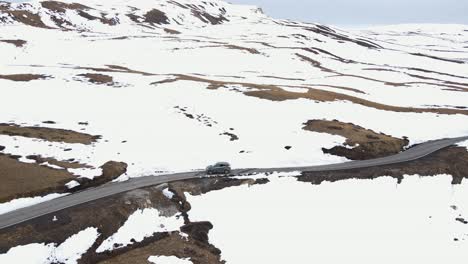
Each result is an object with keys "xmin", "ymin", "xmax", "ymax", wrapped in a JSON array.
[
  {"xmin": 230, "ymin": 0, "xmax": 468, "ymax": 25},
  {"xmin": 5, "ymin": 0, "xmax": 468, "ymax": 25}
]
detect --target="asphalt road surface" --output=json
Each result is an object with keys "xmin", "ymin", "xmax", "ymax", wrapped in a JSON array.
[{"xmin": 0, "ymin": 136, "xmax": 467, "ymax": 230}]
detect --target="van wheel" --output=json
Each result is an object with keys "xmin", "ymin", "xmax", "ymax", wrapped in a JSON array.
[{"xmin": 224, "ymin": 170, "xmax": 229, "ymax": 175}]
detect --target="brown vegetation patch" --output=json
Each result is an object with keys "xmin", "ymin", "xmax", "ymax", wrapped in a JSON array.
[
  {"xmin": 144, "ymin": 9, "xmax": 169, "ymax": 25},
  {"xmin": 299, "ymin": 146, "xmax": 468, "ymax": 185},
  {"xmin": 0, "ymin": 123, "xmax": 101, "ymax": 144},
  {"xmin": 151, "ymin": 74, "xmax": 468, "ymax": 115},
  {"xmin": 0, "ymin": 154, "xmax": 126, "ymax": 204},
  {"xmin": 25, "ymin": 155, "xmax": 91, "ymax": 169},
  {"xmin": 0, "ymin": 74, "xmax": 48, "ymax": 82},
  {"xmin": 164, "ymin": 28, "xmax": 180, "ymax": 34},
  {"xmin": 74, "ymin": 65, "xmax": 154, "ymax": 76},
  {"xmin": 191, "ymin": 10, "xmax": 228, "ymax": 25},
  {"xmin": 303, "ymin": 119, "xmax": 409, "ymax": 160},
  {"xmin": 2, "ymin": 9, "xmax": 50, "ymax": 28},
  {"xmin": 410, "ymin": 52, "xmax": 465, "ymax": 64},
  {"xmin": 0, "ymin": 39, "xmax": 26, "ymax": 47},
  {"xmin": 96, "ymin": 232, "xmax": 222, "ymax": 264},
  {"xmin": 40, "ymin": 1, "xmax": 89, "ymax": 13},
  {"xmin": 224, "ymin": 44, "xmax": 260, "ymax": 54},
  {"xmin": 77, "ymin": 73, "xmax": 114, "ymax": 85},
  {"xmin": 0, "ymin": 153, "xmax": 74, "ymax": 203}
]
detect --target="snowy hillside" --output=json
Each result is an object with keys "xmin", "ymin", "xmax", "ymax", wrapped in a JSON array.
[{"xmin": 0, "ymin": 0, "xmax": 467, "ymax": 180}]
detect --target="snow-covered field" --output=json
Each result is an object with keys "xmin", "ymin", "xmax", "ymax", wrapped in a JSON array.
[
  {"xmin": 0, "ymin": 0, "xmax": 467, "ymax": 181},
  {"xmin": 187, "ymin": 174, "xmax": 468, "ymax": 264}
]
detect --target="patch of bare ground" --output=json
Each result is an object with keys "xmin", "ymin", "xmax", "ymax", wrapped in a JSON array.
[
  {"xmin": 164, "ymin": 28, "xmax": 181, "ymax": 34},
  {"xmin": 0, "ymin": 74, "xmax": 48, "ymax": 81},
  {"xmin": 0, "ymin": 39, "xmax": 26, "ymax": 47},
  {"xmin": 0, "ymin": 152, "xmax": 126, "ymax": 203},
  {"xmin": 0, "ymin": 123, "xmax": 101, "ymax": 144},
  {"xmin": 74, "ymin": 65, "xmax": 154, "ymax": 76},
  {"xmin": 191, "ymin": 10, "xmax": 228, "ymax": 25},
  {"xmin": 0, "ymin": 177, "xmax": 267, "ymax": 264},
  {"xmin": 151, "ymin": 75, "xmax": 468, "ymax": 115},
  {"xmin": 25, "ymin": 155, "xmax": 91, "ymax": 169},
  {"xmin": 299, "ymin": 146, "xmax": 468, "ymax": 185},
  {"xmin": 0, "ymin": 153, "xmax": 75, "ymax": 203},
  {"xmin": 40, "ymin": 1, "xmax": 89, "ymax": 13},
  {"xmin": 303, "ymin": 119, "xmax": 409, "ymax": 160},
  {"xmin": 224, "ymin": 44, "xmax": 260, "ymax": 54},
  {"xmin": 144, "ymin": 9, "xmax": 169, "ymax": 25},
  {"xmin": 1, "ymin": 9, "xmax": 51, "ymax": 28},
  {"xmin": 71, "ymin": 161, "xmax": 128, "ymax": 192},
  {"xmin": 77, "ymin": 73, "xmax": 114, "ymax": 85}
]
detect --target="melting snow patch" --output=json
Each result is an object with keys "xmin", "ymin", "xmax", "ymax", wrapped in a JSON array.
[
  {"xmin": 0, "ymin": 193, "xmax": 68, "ymax": 215},
  {"xmin": 163, "ymin": 188, "xmax": 175, "ymax": 199},
  {"xmin": 68, "ymin": 168, "xmax": 102, "ymax": 179},
  {"xmin": 457, "ymin": 140, "xmax": 468, "ymax": 151},
  {"xmin": 40, "ymin": 162, "xmax": 64, "ymax": 170},
  {"xmin": 148, "ymin": 255, "xmax": 193, "ymax": 264},
  {"xmin": 0, "ymin": 227, "xmax": 99, "ymax": 264},
  {"xmin": 65, "ymin": 180, "xmax": 80, "ymax": 189},
  {"xmin": 96, "ymin": 208, "xmax": 184, "ymax": 253}
]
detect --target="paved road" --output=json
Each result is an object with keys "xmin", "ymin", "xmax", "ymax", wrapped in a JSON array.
[{"xmin": 0, "ymin": 136, "xmax": 467, "ymax": 230}]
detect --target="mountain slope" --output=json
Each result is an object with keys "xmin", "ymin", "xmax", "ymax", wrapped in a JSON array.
[{"xmin": 0, "ymin": 0, "xmax": 467, "ymax": 180}]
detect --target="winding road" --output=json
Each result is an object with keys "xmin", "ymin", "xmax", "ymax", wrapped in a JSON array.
[{"xmin": 0, "ymin": 136, "xmax": 467, "ymax": 230}]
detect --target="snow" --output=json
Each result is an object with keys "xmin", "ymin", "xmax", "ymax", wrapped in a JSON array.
[
  {"xmin": 0, "ymin": 1, "xmax": 466, "ymax": 179},
  {"xmin": 457, "ymin": 140, "xmax": 468, "ymax": 150},
  {"xmin": 65, "ymin": 180, "xmax": 80, "ymax": 189},
  {"xmin": 0, "ymin": 227, "xmax": 99, "ymax": 264},
  {"xmin": 148, "ymin": 256, "xmax": 193, "ymax": 264},
  {"xmin": 0, "ymin": 193, "xmax": 68, "ymax": 215},
  {"xmin": 162, "ymin": 188, "xmax": 175, "ymax": 199},
  {"xmin": 96, "ymin": 208, "xmax": 184, "ymax": 253},
  {"xmin": 40, "ymin": 162, "xmax": 64, "ymax": 170},
  {"xmin": 186, "ymin": 174, "xmax": 468, "ymax": 264}
]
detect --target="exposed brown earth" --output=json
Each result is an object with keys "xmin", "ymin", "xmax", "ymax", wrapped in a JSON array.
[
  {"xmin": 164, "ymin": 28, "xmax": 181, "ymax": 34},
  {"xmin": 191, "ymin": 10, "xmax": 228, "ymax": 25},
  {"xmin": 299, "ymin": 146, "xmax": 468, "ymax": 185},
  {"xmin": 1, "ymin": 9, "xmax": 50, "ymax": 28},
  {"xmin": 0, "ymin": 39, "xmax": 26, "ymax": 47},
  {"xmin": 0, "ymin": 153, "xmax": 75, "ymax": 203},
  {"xmin": 74, "ymin": 65, "xmax": 154, "ymax": 76},
  {"xmin": 0, "ymin": 74, "xmax": 48, "ymax": 81},
  {"xmin": 96, "ymin": 232, "xmax": 222, "ymax": 264},
  {"xmin": 25, "ymin": 154, "xmax": 91, "ymax": 169},
  {"xmin": 0, "ymin": 123, "xmax": 101, "ymax": 144},
  {"xmin": 303, "ymin": 119, "xmax": 409, "ymax": 160},
  {"xmin": 77, "ymin": 73, "xmax": 114, "ymax": 85},
  {"xmin": 144, "ymin": 9, "xmax": 169, "ymax": 25},
  {"xmin": 151, "ymin": 74, "xmax": 468, "ymax": 115},
  {"xmin": 224, "ymin": 44, "xmax": 260, "ymax": 54},
  {"xmin": 40, "ymin": 1, "xmax": 89, "ymax": 13},
  {"xmin": 0, "ymin": 177, "xmax": 267, "ymax": 264},
  {"xmin": 0, "ymin": 151, "xmax": 127, "ymax": 203}
]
